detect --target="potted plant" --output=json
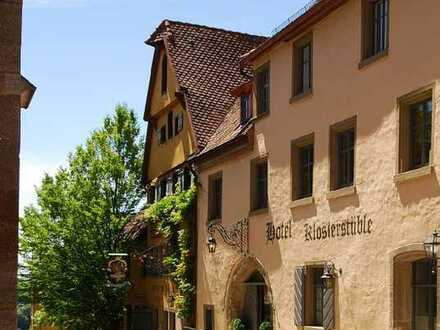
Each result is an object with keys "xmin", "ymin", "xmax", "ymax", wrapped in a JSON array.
[
  {"xmin": 230, "ymin": 318, "xmax": 245, "ymax": 330},
  {"xmin": 259, "ymin": 320, "xmax": 273, "ymax": 330}
]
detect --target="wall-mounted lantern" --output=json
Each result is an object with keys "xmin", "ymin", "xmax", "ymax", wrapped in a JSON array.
[
  {"xmin": 321, "ymin": 262, "xmax": 341, "ymax": 289},
  {"xmin": 424, "ymin": 230, "xmax": 440, "ymax": 274},
  {"xmin": 206, "ymin": 218, "xmax": 249, "ymax": 255},
  {"xmin": 206, "ymin": 235, "xmax": 217, "ymax": 253},
  {"xmin": 424, "ymin": 230, "xmax": 440, "ymax": 259}
]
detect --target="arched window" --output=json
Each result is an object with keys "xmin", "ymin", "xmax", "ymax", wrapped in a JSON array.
[
  {"xmin": 161, "ymin": 54, "xmax": 167, "ymax": 95},
  {"xmin": 394, "ymin": 253, "xmax": 437, "ymax": 330}
]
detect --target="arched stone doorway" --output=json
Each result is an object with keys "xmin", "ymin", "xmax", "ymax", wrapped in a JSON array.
[
  {"xmin": 224, "ymin": 257, "xmax": 274, "ymax": 330},
  {"xmin": 393, "ymin": 249, "xmax": 437, "ymax": 330}
]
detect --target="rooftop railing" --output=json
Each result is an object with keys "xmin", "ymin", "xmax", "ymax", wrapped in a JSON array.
[{"xmin": 271, "ymin": 0, "xmax": 322, "ymax": 36}]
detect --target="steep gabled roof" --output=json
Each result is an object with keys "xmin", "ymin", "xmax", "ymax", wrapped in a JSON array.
[{"xmin": 145, "ymin": 20, "xmax": 267, "ymax": 150}]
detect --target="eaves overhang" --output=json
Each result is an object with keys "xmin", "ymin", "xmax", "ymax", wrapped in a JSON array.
[
  {"xmin": 240, "ymin": 0, "xmax": 348, "ymax": 66},
  {"xmin": 193, "ymin": 125, "xmax": 254, "ymax": 168}
]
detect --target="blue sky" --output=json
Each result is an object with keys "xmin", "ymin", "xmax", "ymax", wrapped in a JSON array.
[{"xmin": 20, "ymin": 0, "xmax": 308, "ymax": 213}]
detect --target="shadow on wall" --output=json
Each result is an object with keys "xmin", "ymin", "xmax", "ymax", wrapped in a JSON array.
[
  {"xmin": 328, "ymin": 192, "xmax": 360, "ymax": 213},
  {"xmin": 290, "ymin": 202, "xmax": 317, "ymax": 222},
  {"xmin": 249, "ymin": 210, "xmax": 283, "ymax": 275},
  {"xmin": 396, "ymin": 170, "xmax": 440, "ymax": 206}
]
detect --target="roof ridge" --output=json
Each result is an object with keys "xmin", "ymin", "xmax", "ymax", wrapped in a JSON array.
[
  {"xmin": 145, "ymin": 18, "xmax": 267, "ymax": 152},
  {"xmin": 164, "ymin": 19, "xmax": 268, "ymax": 40}
]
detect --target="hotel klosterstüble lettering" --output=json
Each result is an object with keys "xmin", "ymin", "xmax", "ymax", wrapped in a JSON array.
[{"xmin": 266, "ymin": 214, "xmax": 373, "ymax": 243}]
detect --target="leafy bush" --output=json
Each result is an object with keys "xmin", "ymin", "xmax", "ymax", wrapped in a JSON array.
[
  {"xmin": 230, "ymin": 318, "xmax": 245, "ymax": 330},
  {"xmin": 259, "ymin": 321, "xmax": 273, "ymax": 330}
]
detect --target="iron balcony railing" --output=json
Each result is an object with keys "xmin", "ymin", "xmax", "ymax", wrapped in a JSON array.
[{"xmin": 271, "ymin": 0, "xmax": 322, "ymax": 36}]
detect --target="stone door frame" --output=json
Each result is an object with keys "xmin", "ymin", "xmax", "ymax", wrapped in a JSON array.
[{"xmin": 222, "ymin": 256, "xmax": 275, "ymax": 329}]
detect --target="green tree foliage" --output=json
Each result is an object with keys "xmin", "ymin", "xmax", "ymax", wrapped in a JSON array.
[
  {"xmin": 17, "ymin": 266, "xmax": 31, "ymax": 330},
  {"xmin": 20, "ymin": 105, "xmax": 144, "ymax": 329},
  {"xmin": 143, "ymin": 186, "xmax": 196, "ymax": 318}
]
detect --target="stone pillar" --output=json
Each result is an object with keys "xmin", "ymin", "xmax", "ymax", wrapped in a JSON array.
[{"xmin": 0, "ymin": 0, "xmax": 23, "ymax": 329}]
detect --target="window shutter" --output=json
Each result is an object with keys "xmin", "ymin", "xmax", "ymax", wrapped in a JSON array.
[
  {"xmin": 179, "ymin": 113, "xmax": 184, "ymax": 132},
  {"xmin": 177, "ymin": 169, "xmax": 184, "ymax": 191},
  {"xmin": 190, "ymin": 170, "xmax": 196, "ymax": 186},
  {"xmin": 294, "ymin": 266, "xmax": 305, "ymax": 326},
  {"xmin": 257, "ymin": 73, "xmax": 261, "ymax": 115},
  {"xmin": 292, "ymin": 145, "xmax": 299, "ymax": 200},
  {"xmin": 166, "ymin": 177, "xmax": 173, "ymax": 195},
  {"xmin": 399, "ymin": 104, "xmax": 409, "ymax": 173},
  {"xmin": 157, "ymin": 129, "xmax": 161, "ymax": 145},
  {"xmin": 265, "ymin": 68, "xmax": 270, "ymax": 113},
  {"xmin": 323, "ymin": 287, "xmax": 335, "ymax": 330},
  {"xmin": 155, "ymin": 185, "xmax": 160, "ymax": 201}
]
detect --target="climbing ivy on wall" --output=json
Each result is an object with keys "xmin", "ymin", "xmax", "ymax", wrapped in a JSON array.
[{"xmin": 143, "ymin": 185, "xmax": 197, "ymax": 319}]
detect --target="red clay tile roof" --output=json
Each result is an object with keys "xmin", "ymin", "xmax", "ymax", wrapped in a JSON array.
[
  {"xmin": 147, "ymin": 20, "xmax": 267, "ymax": 150},
  {"xmin": 121, "ymin": 211, "xmax": 146, "ymax": 241},
  {"xmin": 200, "ymin": 98, "xmax": 250, "ymax": 155}
]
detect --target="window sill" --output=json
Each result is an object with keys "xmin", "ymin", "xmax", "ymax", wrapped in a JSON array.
[
  {"xmin": 289, "ymin": 89, "xmax": 312, "ymax": 104},
  {"xmin": 248, "ymin": 208, "xmax": 268, "ymax": 217},
  {"xmin": 290, "ymin": 196, "xmax": 314, "ymax": 209},
  {"xmin": 358, "ymin": 49, "xmax": 388, "ymax": 69},
  {"xmin": 304, "ymin": 327, "xmax": 324, "ymax": 330},
  {"xmin": 327, "ymin": 185, "xmax": 356, "ymax": 200},
  {"xmin": 394, "ymin": 165, "xmax": 433, "ymax": 183}
]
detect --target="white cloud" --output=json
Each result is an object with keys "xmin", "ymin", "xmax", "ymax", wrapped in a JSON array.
[{"xmin": 19, "ymin": 156, "xmax": 63, "ymax": 216}]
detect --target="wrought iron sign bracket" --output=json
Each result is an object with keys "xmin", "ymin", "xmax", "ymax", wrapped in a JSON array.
[{"xmin": 207, "ymin": 218, "xmax": 249, "ymax": 256}]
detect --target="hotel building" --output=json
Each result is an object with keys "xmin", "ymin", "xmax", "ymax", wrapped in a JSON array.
[{"xmin": 127, "ymin": 1, "xmax": 440, "ymax": 329}]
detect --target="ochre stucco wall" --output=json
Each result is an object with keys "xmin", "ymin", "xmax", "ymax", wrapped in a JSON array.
[
  {"xmin": 196, "ymin": 0, "xmax": 440, "ymax": 329},
  {"xmin": 147, "ymin": 102, "xmax": 195, "ymax": 182},
  {"xmin": 146, "ymin": 49, "xmax": 196, "ymax": 182},
  {"xmin": 150, "ymin": 50, "xmax": 178, "ymax": 118}
]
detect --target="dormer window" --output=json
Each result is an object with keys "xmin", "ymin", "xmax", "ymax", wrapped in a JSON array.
[
  {"xmin": 161, "ymin": 54, "xmax": 167, "ymax": 95},
  {"xmin": 240, "ymin": 94, "xmax": 251, "ymax": 124}
]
